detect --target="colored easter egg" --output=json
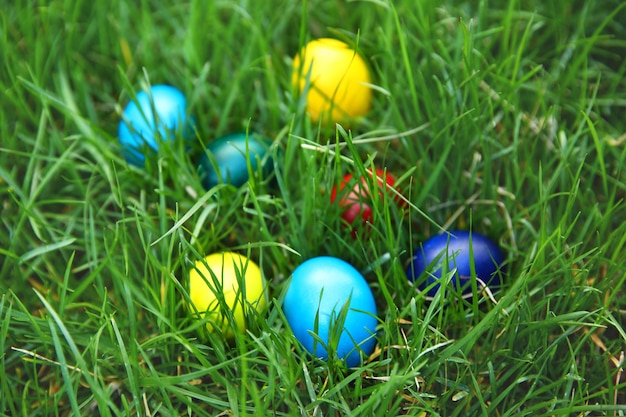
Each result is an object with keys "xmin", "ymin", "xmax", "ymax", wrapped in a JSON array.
[
  {"xmin": 330, "ymin": 168, "xmax": 402, "ymax": 230},
  {"xmin": 188, "ymin": 252, "xmax": 267, "ymax": 337},
  {"xmin": 118, "ymin": 84, "xmax": 195, "ymax": 166},
  {"xmin": 292, "ymin": 38, "xmax": 372, "ymax": 125},
  {"xmin": 283, "ymin": 256, "xmax": 378, "ymax": 367},
  {"xmin": 197, "ymin": 132, "xmax": 272, "ymax": 190},
  {"xmin": 406, "ymin": 231, "xmax": 505, "ymax": 297}
]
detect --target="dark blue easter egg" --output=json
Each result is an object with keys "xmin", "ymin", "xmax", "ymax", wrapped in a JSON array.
[
  {"xmin": 406, "ymin": 231, "xmax": 504, "ymax": 297},
  {"xmin": 197, "ymin": 132, "xmax": 272, "ymax": 189},
  {"xmin": 283, "ymin": 256, "xmax": 378, "ymax": 367},
  {"xmin": 118, "ymin": 85, "xmax": 195, "ymax": 166}
]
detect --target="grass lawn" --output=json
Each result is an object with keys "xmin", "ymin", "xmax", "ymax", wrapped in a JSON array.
[{"xmin": 2, "ymin": 0, "xmax": 626, "ymax": 415}]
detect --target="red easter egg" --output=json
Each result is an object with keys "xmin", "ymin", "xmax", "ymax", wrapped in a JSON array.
[{"xmin": 330, "ymin": 168, "xmax": 402, "ymax": 229}]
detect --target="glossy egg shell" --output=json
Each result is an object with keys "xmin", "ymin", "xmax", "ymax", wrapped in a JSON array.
[
  {"xmin": 406, "ymin": 231, "xmax": 504, "ymax": 297},
  {"xmin": 188, "ymin": 252, "xmax": 267, "ymax": 338},
  {"xmin": 118, "ymin": 85, "xmax": 194, "ymax": 166},
  {"xmin": 292, "ymin": 38, "xmax": 372, "ymax": 125},
  {"xmin": 330, "ymin": 168, "xmax": 401, "ymax": 226},
  {"xmin": 197, "ymin": 132, "xmax": 272, "ymax": 190},
  {"xmin": 283, "ymin": 256, "xmax": 378, "ymax": 367}
]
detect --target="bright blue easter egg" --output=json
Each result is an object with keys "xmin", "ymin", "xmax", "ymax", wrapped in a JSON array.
[
  {"xmin": 406, "ymin": 231, "xmax": 504, "ymax": 297},
  {"xmin": 283, "ymin": 256, "xmax": 378, "ymax": 367},
  {"xmin": 197, "ymin": 132, "xmax": 272, "ymax": 189},
  {"xmin": 118, "ymin": 85, "xmax": 195, "ymax": 166}
]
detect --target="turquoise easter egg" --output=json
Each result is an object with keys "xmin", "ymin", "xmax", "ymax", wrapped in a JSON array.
[{"xmin": 197, "ymin": 132, "xmax": 272, "ymax": 189}]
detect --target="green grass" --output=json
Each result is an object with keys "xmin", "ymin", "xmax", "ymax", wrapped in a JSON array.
[{"xmin": 2, "ymin": 0, "xmax": 626, "ymax": 415}]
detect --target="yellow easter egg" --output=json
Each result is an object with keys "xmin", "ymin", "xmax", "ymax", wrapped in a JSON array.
[
  {"xmin": 188, "ymin": 252, "xmax": 266, "ymax": 337},
  {"xmin": 292, "ymin": 38, "xmax": 372, "ymax": 125}
]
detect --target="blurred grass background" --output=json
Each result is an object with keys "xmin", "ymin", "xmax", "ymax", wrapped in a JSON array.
[{"xmin": 1, "ymin": 0, "xmax": 625, "ymax": 415}]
